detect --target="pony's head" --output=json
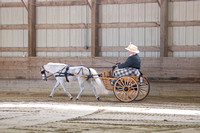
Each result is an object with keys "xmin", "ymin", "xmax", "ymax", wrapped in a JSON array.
[
  {"xmin": 40, "ymin": 63, "xmax": 68, "ymax": 81},
  {"xmin": 40, "ymin": 65, "xmax": 47, "ymax": 81}
]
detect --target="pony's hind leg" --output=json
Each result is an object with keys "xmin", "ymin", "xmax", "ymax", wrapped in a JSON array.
[
  {"xmin": 49, "ymin": 80, "xmax": 60, "ymax": 98},
  {"xmin": 90, "ymin": 80, "xmax": 100, "ymax": 100},
  {"xmin": 59, "ymin": 78, "xmax": 73, "ymax": 100},
  {"xmin": 76, "ymin": 77, "xmax": 85, "ymax": 100}
]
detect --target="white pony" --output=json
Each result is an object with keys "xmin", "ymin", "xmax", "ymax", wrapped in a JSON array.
[{"xmin": 40, "ymin": 63, "xmax": 105, "ymax": 100}]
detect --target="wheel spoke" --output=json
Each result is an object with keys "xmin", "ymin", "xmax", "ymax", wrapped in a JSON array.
[
  {"xmin": 127, "ymin": 92, "xmax": 134, "ymax": 100},
  {"xmin": 115, "ymin": 85, "xmax": 123, "ymax": 90},
  {"xmin": 139, "ymin": 90, "xmax": 145, "ymax": 95},
  {"xmin": 124, "ymin": 92, "xmax": 130, "ymax": 100},
  {"xmin": 130, "ymin": 86, "xmax": 138, "ymax": 91},
  {"xmin": 140, "ymin": 88, "xmax": 147, "ymax": 91},
  {"xmin": 117, "ymin": 80, "xmax": 124, "ymax": 87},
  {"xmin": 129, "ymin": 90, "xmax": 137, "ymax": 97},
  {"xmin": 125, "ymin": 78, "xmax": 130, "ymax": 86},
  {"xmin": 119, "ymin": 79, "xmax": 125, "ymax": 86},
  {"xmin": 135, "ymin": 77, "xmax": 150, "ymax": 101},
  {"xmin": 130, "ymin": 81, "xmax": 137, "ymax": 87},
  {"xmin": 122, "ymin": 92, "xmax": 126, "ymax": 100}
]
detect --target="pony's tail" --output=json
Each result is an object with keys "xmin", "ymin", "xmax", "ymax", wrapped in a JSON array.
[{"xmin": 89, "ymin": 68, "xmax": 109, "ymax": 94}]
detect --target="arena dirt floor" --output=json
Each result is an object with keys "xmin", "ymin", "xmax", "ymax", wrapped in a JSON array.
[{"xmin": 0, "ymin": 91, "xmax": 200, "ymax": 133}]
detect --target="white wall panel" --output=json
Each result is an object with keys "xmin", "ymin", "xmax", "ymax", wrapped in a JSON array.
[
  {"xmin": 35, "ymin": 5, "xmax": 90, "ymax": 57},
  {"xmin": 132, "ymin": 4, "xmax": 139, "ymax": 22},
  {"xmin": 36, "ymin": 28, "xmax": 90, "ymax": 57},
  {"xmin": 172, "ymin": 2, "xmax": 180, "ymax": 21},
  {"xmin": 0, "ymin": 0, "xmax": 20, "ymax": 2},
  {"xmin": 194, "ymin": 26, "xmax": 200, "ymax": 45},
  {"xmin": 37, "ymin": 30, "xmax": 47, "ymax": 57},
  {"xmin": 109, "ymin": 5, "xmax": 119, "ymax": 23},
  {"xmin": 169, "ymin": 1, "xmax": 200, "ymax": 57},
  {"xmin": 0, "ymin": 1, "xmax": 199, "ymax": 58},
  {"xmin": 138, "ymin": 3, "xmax": 145, "ymax": 22},
  {"xmin": 100, "ymin": 3, "xmax": 160, "ymax": 23},
  {"xmin": 194, "ymin": 1, "xmax": 200, "ymax": 20},
  {"xmin": 1, "ymin": 30, "xmax": 25, "ymax": 47},
  {"xmin": 173, "ymin": 51, "xmax": 193, "ymax": 57},
  {"xmin": 145, "ymin": 3, "xmax": 152, "ymax": 22},
  {"xmin": 179, "ymin": 27, "xmax": 186, "ymax": 45},
  {"xmin": 124, "ymin": 5, "xmax": 132, "ymax": 22},
  {"xmin": 99, "ymin": 3, "xmax": 160, "ymax": 57},
  {"xmin": 37, "ymin": 7, "xmax": 47, "ymax": 24},
  {"xmin": 119, "ymin": 28, "xmax": 126, "ymax": 46},
  {"xmin": 0, "ymin": 5, "xmax": 2, "ymax": 56},
  {"xmin": 99, "ymin": 5, "xmax": 106, "ymax": 23},
  {"xmin": 99, "ymin": 4, "xmax": 119, "ymax": 23},
  {"xmin": 168, "ymin": 27, "xmax": 173, "ymax": 47},
  {"xmin": 1, "ymin": 8, "xmax": 25, "ymax": 24},
  {"xmin": 70, "ymin": 6, "xmax": 82, "ymax": 23},
  {"xmin": 185, "ymin": 26, "xmax": 194, "ymax": 45},
  {"xmin": 132, "ymin": 28, "xmax": 139, "ymax": 45},
  {"xmin": 179, "ymin": 2, "xmax": 186, "ymax": 21},
  {"xmin": 186, "ymin": 2, "xmax": 194, "ymax": 21},
  {"xmin": 0, "ymin": 8, "xmax": 2, "ymax": 24},
  {"xmin": 0, "ymin": 1, "xmax": 27, "ymax": 57},
  {"xmin": 37, "ymin": 30, "xmax": 47, "ymax": 47},
  {"xmin": 23, "ymin": 8, "xmax": 28, "ymax": 24},
  {"xmin": 1, "ymin": 52, "xmax": 24, "ymax": 57},
  {"xmin": 101, "ymin": 26, "xmax": 160, "ymax": 57},
  {"xmin": 0, "ymin": 30, "xmax": 27, "ymax": 57},
  {"xmin": 0, "ymin": 30, "xmax": 1, "ymax": 56}
]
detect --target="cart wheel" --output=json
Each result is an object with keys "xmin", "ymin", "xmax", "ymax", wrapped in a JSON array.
[
  {"xmin": 135, "ymin": 77, "xmax": 150, "ymax": 101},
  {"xmin": 113, "ymin": 76, "xmax": 140, "ymax": 102}
]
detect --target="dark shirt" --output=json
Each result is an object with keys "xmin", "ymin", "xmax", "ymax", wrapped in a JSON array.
[{"xmin": 118, "ymin": 54, "xmax": 141, "ymax": 69}]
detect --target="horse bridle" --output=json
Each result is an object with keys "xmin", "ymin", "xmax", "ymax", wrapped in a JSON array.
[
  {"xmin": 40, "ymin": 66, "xmax": 48, "ymax": 81},
  {"xmin": 40, "ymin": 65, "xmax": 64, "ymax": 81}
]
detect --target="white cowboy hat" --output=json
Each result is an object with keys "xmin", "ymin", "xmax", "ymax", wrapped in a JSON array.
[{"xmin": 125, "ymin": 42, "xmax": 140, "ymax": 53}]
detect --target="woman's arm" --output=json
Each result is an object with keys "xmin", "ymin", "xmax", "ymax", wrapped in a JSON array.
[{"xmin": 118, "ymin": 57, "xmax": 132, "ymax": 68}]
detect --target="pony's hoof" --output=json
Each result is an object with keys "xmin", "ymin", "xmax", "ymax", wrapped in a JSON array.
[
  {"xmin": 49, "ymin": 96, "xmax": 52, "ymax": 98},
  {"xmin": 97, "ymin": 97, "xmax": 100, "ymax": 101},
  {"xmin": 76, "ymin": 98, "xmax": 79, "ymax": 101},
  {"xmin": 70, "ymin": 97, "xmax": 73, "ymax": 100}
]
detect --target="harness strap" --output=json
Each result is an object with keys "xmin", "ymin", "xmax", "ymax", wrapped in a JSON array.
[
  {"xmin": 55, "ymin": 66, "xmax": 94, "ymax": 82},
  {"xmin": 64, "ymin": 66, "xmax": 70, "ymax": 82},
  {"xmin": 84, "ymin": 67, "xmax": 92, "ymax": 81},
  {"xmin": 74, "ymin": 66, "xmax": 92, "ymax": 81},
  {"xmin": 54, "ymin": 66, "xmax": 73, "ymax": 82},
  {"xmin": 77, "ymin": 67, "xmax": 84, "ymax": 75}
]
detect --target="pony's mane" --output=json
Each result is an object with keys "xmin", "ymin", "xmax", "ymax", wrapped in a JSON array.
[
  {"xmin": 47, "ymin": 62, "xmax": 67, "ymax": 66},
  {"xmin": 44, "ymin": 63, "xmax": 68, "ymax": 74}
]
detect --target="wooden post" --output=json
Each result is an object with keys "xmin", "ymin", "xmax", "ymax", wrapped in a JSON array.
[
  {"xmin": 28, "ymin": 0, "xmax": 36, "ymax": 57},
  {"xmin": 160, "ymin": 0, "xmax": 168, "ymax": 57},
  {"xmin": 91, "ymin": 0, "xmax": 98, "ymax": 57}
]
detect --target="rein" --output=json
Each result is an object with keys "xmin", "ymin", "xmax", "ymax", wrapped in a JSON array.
[
  {"xmin": 42, "ymin": 65, "xmax": 100, "ymax": 81},
  {"xmin": 44, "ymin": 66, "xmax": 67, "ymax": 80},
  {"xmin": 93, "ymin": 57, "xmax": 116, "ymax": 65}
]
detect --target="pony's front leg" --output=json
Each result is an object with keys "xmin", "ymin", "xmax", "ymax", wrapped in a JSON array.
[
  {"xmin": 76, "ymin": 77, "xmax": 85, "ymax": 100},
  {"xmin": 49, "ymin": 80, "xmax": 60, "ymax": 98},
  {"xmin": 59, "ymin": 77, "xmax": 73, "ymax": 100}
]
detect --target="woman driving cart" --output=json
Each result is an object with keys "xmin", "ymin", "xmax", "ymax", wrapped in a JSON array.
[{"xmin": 113, "ymin": 42, "xmax": 141, "ymax": 78}]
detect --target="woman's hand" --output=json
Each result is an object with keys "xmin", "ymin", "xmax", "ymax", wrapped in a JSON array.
[{"xmin": 112, "ymin": 63, "xmax": 120, "ymax": 69}]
